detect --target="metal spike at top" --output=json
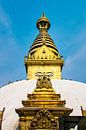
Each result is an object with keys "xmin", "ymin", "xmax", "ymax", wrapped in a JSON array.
[{"xmin": 42, "ymin": 12, "xmax": 45, "ymax": 17}]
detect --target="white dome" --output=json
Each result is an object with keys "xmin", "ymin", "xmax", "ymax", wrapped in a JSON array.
[{"xmin": 0, "ymin": 79, "xmax": 86, "ymax": 130}]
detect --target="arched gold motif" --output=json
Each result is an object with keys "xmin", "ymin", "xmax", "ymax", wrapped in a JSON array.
[{"xmin": 30, "ymin": 109, "xmax": 58, "ymax": 129}]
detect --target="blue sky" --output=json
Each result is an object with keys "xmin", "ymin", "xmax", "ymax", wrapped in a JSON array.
[{"xmin": 0, "ymin": 0, "xmax": 86, "ymax": 86}]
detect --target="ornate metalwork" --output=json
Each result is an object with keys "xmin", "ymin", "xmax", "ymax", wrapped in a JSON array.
[
  {"xmin": 36, "ymin": 72, "xmax": 53, "ymax": 89},
  {"xmin": 30, "ymin": 109, "xmax": 58, "ymax": 129}
]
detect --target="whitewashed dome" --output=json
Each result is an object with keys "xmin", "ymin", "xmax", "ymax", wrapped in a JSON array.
[{"xmin": 0, "ymin": 79, "xmax": 86, "ymax": 130}]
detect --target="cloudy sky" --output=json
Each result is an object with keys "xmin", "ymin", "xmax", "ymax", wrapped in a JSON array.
[{"xmin": 0, "ymin": 0, "xmax": 86, "ymax": 86}]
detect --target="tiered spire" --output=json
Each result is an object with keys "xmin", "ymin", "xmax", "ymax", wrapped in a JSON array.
[
  {"xmin": 21, "ymin": 73, "xmax": 72, "ymax": 112},
  {"xmin": 29, "ymin": 13, "xmax": 58, "ymax": 57}
]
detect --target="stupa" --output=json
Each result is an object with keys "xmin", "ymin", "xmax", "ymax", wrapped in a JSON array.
[{"xmin": 0, "ymin": 14, "xmax": 86, "ymax": 130}]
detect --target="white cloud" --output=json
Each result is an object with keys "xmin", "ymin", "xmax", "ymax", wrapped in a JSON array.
[
  {"xmin": 0, "ymin": 6, "xmax": 12, "ymax": 30},
  {"xmin": 63, "ymin": 28, "xmax": 86, "ymax": 83},
  {"xmin": 0, "ymin": 5, "xmax": 25, "ymax": 86}
]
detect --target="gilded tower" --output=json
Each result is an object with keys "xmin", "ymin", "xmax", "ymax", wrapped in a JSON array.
[
  {"xmin": 16, "ymin": 14, "xmax": 73, "ymax": 130},
  {"xmin": 24, "ymin": 13, "xmax": 64, "ymax": 80}
]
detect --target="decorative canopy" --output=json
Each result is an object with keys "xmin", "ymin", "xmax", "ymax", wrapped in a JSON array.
[{"xmin": 36, "ymin": 13, "xmax": 50, "ymax": 32}]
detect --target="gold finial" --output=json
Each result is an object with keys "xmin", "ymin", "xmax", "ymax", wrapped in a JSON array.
[{"xmin": 36, "ymin": 13, "xmax": 50, "ymax": 32}]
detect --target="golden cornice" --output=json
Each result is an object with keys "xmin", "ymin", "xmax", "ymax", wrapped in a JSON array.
[
  {"xmin": 16, "ymin": 107, "xmax": 73, "ymax": 117},
  {"xmin": 25, "ymin": 59, "xmax": 64, "ymax": 66},
  {"xmin": 22, "ymin": 100, "xmax": 66, "ymax": 107},
  {"xmin": 27, "ymin": 93, "xmax": 61, "ymax": 100}
]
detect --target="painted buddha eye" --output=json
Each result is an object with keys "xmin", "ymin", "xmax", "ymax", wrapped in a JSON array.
[
  {"xmin": 46, "ymin": 72, "xmax": 54, "ymax": 77},
  {"xmin": 35, "ymin": 72, "xmax": 43, "ymax": 77}
]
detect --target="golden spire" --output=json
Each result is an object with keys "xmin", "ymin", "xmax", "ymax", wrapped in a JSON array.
[
  {"xmin": 24, "ymin": 14, "xmax": 64, "ymax": 80},
  {"xmin": 29, "ymin": 13, "xmax": 58, "ymax": 56}
]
